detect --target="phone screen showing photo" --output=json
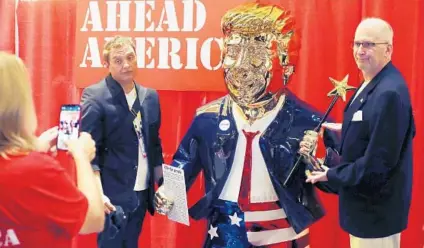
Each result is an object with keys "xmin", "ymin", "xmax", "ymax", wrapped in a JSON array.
[{"xmin": 57, "ymin": 104, "xmax": 81, "ymax": 151}]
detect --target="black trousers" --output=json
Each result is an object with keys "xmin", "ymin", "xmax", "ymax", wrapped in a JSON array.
[{"xmin": 97, "ymin": 190, "xmax": 149, "ymax": 248}]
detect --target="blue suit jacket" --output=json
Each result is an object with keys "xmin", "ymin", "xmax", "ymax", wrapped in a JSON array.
[
  {"xmin": 171, "ymin": 91, "xmax": 340, "ymax": 233},
  {"xmin": 327, "ymin": 62, "xmax": 416, "ymax": 238},
  {"xmin": 81, "ymin": 74, "xmax": 164, "ymax": 214}
]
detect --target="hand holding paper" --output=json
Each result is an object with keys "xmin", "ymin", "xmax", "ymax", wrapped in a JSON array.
[
  {"xmin": 154, "ymin": 186, "xmax": 174, "ymax": 215},
  {"xmin": 154, "ymin": 164, "xmax": 190, "ymax": 226}
]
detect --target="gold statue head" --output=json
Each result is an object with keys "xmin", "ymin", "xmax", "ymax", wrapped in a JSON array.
[{"xmin": 221, "ymin": 2, "xmax": 299, "ymax": 110}]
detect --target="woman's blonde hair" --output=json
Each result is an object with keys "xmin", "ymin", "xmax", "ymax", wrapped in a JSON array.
[{"xmin": 0, "ymin": 52, "xmax": 37, "ymax": 157}]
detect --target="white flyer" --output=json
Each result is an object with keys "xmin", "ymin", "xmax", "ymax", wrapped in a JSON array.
[{"xmin": 162, "ymin": 164, "xmax": 190, "ymax": 226}]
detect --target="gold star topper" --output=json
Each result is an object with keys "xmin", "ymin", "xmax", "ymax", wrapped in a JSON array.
[{"xmin": 327, "ymin": 74, "xmax": 356, "ymax": 102}]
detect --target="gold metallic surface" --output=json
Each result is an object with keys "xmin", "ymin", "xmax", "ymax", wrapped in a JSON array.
[
  {"xmin": 196, "ymin": 97, "xmax": 223, "ymax": 116},
  {"xmin": 223, "ymin": 36, "xmax": 272, "ymax": 107},
  {"xmin": 221, "ymin": 3, "xmax": 290, "ymax": 37},
  {"xmin": 221, "ymin": 3, "xmax": 296, "ymax": 69},
  {"xmin": 327, "ymin": 74, "xmax": 356, "ymax": 102},
  {"xmin": 220, "ymin": 3, "xmax": 298, "ymax": 122},
  {"xmin": 234, "ymin": 94, "xmax": 286, "ymax": 125}
]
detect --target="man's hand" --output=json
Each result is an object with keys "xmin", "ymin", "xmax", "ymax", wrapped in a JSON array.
[
  {"xmin": 306, "ymin": 165, "xmax": 329, "ymax": 184},
  {"xmin": 299, "ymin": 130, "xmax": 318, "ymax": 156},
  {"xmin": 154, "ymin": 186, "xmax": 174, "ymax": 215},
  {"xmin": 36, "ymin": 126, "xmax": 59, "ymax": 155},
  {"xmin": 321, "ymin": 122, "xmax": 342, "ymax": 131},
  {"xmin": 102, "ymin": 195, "xmax": 116, "ymax": 214}
]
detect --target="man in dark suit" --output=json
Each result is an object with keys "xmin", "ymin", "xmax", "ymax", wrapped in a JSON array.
[
  {"xmin": 306, "ymin": 18, "xmax": 416, "ymax": 248},
  {"xmin": 80, "ymin": 36, "xmax": 164, "ymax": 248}
]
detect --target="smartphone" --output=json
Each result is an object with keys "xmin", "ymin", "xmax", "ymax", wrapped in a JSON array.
[{"xmin": 57, "ymin": 104, "xmax": 81, "ymax": 151}]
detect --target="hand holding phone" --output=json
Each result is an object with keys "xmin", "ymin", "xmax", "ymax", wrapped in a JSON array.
[
  {"xmin": 67, "ymin": 132, "xmax": 96, "ymax": 162},
  {"xmin": 37, "ymin": 126, "xmax": 59, "ymax": 154},
  {"xmin": 57, "ymin": 104, "xmax": 81, "ymax": 151}
]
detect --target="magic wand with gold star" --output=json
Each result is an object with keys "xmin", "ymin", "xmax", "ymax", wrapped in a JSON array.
[{"xmin": 283, "ymin": 74, "xmax": 356, "ymax": 187}]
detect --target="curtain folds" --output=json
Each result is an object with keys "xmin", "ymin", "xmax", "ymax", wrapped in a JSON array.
[{"xmin": 1, "ymin": 0, "xmax": 422, "ymax": 247}]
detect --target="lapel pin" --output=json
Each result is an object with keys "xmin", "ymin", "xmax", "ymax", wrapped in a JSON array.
[{"xmin": 219, "ymin": 119, "xmax": 230, "ymax": 131}]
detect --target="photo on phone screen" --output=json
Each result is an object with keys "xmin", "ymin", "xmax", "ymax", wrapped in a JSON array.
[{"xmin": 57, "ymin": 104, "xmax": 81, "ymax": 150}]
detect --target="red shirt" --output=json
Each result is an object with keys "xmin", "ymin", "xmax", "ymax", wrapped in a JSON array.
[{"xmin": 0, "ymin": 152, "xmax": 88, "ymax": 248}]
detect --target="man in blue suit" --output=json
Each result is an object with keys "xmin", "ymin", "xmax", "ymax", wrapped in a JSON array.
[
  {"xmin": 154, "ymin": 3, "xmax": 340, "ymax": 248},
  {"xmin": 307, "ymin": 18, "xmax": 416, "ymax": 248},
  {"xmin": 80, "ymin": 36, "xmax": 164, "ymax": 248}
]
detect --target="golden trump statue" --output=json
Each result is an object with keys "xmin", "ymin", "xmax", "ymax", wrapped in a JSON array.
[{"xmin": 155, "ymin": 2, "xmax": 341, "ymax": 247}]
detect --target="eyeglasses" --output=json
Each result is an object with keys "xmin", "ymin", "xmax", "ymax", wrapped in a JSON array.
[{"xmin": 352, "ymin": 41, "xmax": 390, "ymax": 49}]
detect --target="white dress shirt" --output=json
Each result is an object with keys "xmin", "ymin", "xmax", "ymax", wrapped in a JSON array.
[
  {"xmin": 350, "ymin": 80, "xmax": 369, "ymax": 105},
  {"xmin": 219, "ymin": 96, "xmax": 285, "ymax": 203},
  {"xmin": 215, "ymin": 96, "xmax": 301, "ymax": 245},
  {"xmin": 125, "ymin": 87, "xmax": 150, "ymax": 191}
]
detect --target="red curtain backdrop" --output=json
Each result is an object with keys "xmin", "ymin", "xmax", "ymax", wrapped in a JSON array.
[{"xmin": 1, "ymin": 0, "xmax": 423, "ymax": 247}]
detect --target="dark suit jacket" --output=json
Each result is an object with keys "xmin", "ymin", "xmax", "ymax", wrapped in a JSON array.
[
  {"xmin": 171, "ymin": 91, "xmax": 340, "ymax": 234},
  {"xmin": 327, "ymin": 62, "xmax": 416, "ymax": 238},
  {"xmin": 81, "ymin": 74, "xmax": 164, "ymax": 215}
]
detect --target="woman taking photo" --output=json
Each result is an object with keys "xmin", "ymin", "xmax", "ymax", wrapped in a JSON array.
[{"xmin": 0, "ymin": 52, "xmax": 104, "ymax": 247}]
